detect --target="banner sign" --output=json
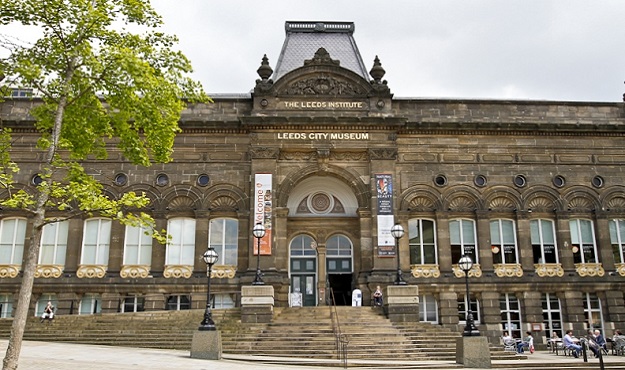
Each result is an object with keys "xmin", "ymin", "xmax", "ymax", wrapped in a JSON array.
[
  {"xmin": 376, "ymin": 174, "xmax": 395, "ymax": 255},
  {"xmin": 254, "ymin": 173, "xmax": 272, "ymax": 255}
]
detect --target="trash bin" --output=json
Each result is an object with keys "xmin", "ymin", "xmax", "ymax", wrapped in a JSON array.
[{"xmin": 352, "ymin": 288, "xmax": 362, "ymax": 306}]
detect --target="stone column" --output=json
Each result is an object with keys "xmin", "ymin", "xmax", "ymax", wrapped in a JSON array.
[
  {"xmin": 436, "ymin": 212, "xmax": 452, "ymax": 273},
  {"xmin": 101, "ymin": 292, "xmax": 121, "ymax": 314},
  {"xmin": 64, "ymin": 218, "xmax": 84, "ymax": 273},
  {"xmin": 151, "ymin": 213, "xmax": 167, "ymax": 275},
  {"xmin": 108, "ymin": 220, "xmax": 124, "ymax": 273},
  {"xmin": 144, "ymin": 293, "xmax": 166, "ymax": 311},
  {"xmin": 480, "ymin": 291, "xmax": 502, "ymax": 341},
  {"xmin": 562, "ymin": 290, "xmax": 585, "ymax": 333},
  {"xmin": 384, "ymin": 285, "xmax": 419, "ymax": 323},
  {"xmin": 516, "ymin": 211, "xmax": 533, "ymax": 270},
  {"xmin": 555, "ymin": 211, "xmax": 574, "ymax": 271},
  {"xmin": 194, "ymin": 211, "xmax": 209, "ymax": 272},
  {"xmin": 595, "ymin": 213, "xmax": 615, "ymax": 271},
  {"xmin": 316, "ymin": 243, "xmax": 327, "ymax": 306},
  {"xmin": 56, "ymin": 292, "xmax": 78, "ymax": 315},
  {"xmin": 476, "ymin": 211, "xmax": 493, "ymax": 271},
  {"xmin": 522, "ymin": 291, "xmax": 543, "ymax": 344},
  {"xmin": 358, "ymin": 208, "xmax": 373, "ymax": 272},
  {"xmin": 603, "ymin": 290, "xmax": 625, "ymax": 332},
  {"xmin": 438, "ymin": 291, "xmax": 459, "ymax": 327},
  {"xmin": 240, "ymin": 285, "xmax": 274, "ymax": 323}
]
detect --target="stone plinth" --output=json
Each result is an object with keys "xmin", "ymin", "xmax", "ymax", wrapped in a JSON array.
[
  {"xmin": 241, "ymin": 285, "xmax": 274, "ymax": 323},
  {"xmin": 190, "ymin": 330, "xmax": 222, "ymax": 360},
  {"xmin": 456, "ymin": 336, "xmax": 491, "ymax": 368},
  {"xmin": 384, "ymin": 285, "xmax": 419, "ymax": 323}
]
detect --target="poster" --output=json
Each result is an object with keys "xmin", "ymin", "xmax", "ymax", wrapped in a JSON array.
[
  {"xmin": 376, "ymin": 174, "xmax": 395, "ymax": 255},
  {"xmin": 254, "ymin": 173, "xmax": 272, "ymax": 255}
]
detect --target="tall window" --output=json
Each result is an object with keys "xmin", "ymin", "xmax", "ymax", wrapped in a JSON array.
[
  {"xmin": 39, "ymin": 221, "xmax": 69, "ymax": 265},
  {"xmin": 449, "ymin": 219, "xmax": 478, "ymax": 264},
  {"xmin": 530, "ymin": 219, "xmax": 558, "ymax": 264},
  {"xmin": 609, "ymin": 219, "xmax": 625, "ymax": 264},
  {"xmin": 500, "ymin": 294, "xmax": 522, "ymax": 339},
  {"xmin": 35, "ymin": 294, "xmax": 57, "ymax": 317},
  {"xmin": 166, "ymin": 218, "xmax": 196, "ymax": 265},
  {"xmin": 583, "ymin": 293, "xmax": 603, "ymax": 333},
  {"xmin": 409, "ymin": 219, "xmax": 437, "ymax": 264},
  {"xmin": 81, "ymin": 218, "xmax": 111, "ymax": 265},
  {"xmin": 458, "ymin": 294, "xmax": 480, "ymax": 324},
  {"xmin": 0, "ymin": 218, "xmax": 27, "ymax": 265},
  {"xmin": 491, "ymin": 219, "xmax": 518, "ymax": 264},
  {"xmin": 0, "ymin": 294, "xmax": 12, "ymax": 318},
  {"xmin": 123, "ymin": 225, "xmax": 153, "ymax": 265},
  {"xmin": 326, "ymin": 234, "xmax": 352, "ymax": 273},
  {"xmin": 208, "ymin": 218, "xmax": 238, "ymax": 265},
  {"xmin": 419, "ymin": 294, "xmax": 438, "ymax": 323},
  {"xmin": 570, "ymin": 219, "xmax": 598, "ymax": 264},
  {"xmin": 79, "ymin": 294, "xmax": 101, "ymax": 315},
  {"xmin": 542, "ymin": 293, "xmax": 563, "ymax": 339}
]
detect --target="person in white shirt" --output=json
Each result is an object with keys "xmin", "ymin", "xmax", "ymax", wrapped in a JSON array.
[{"xmin": 563, "ymin": 330, "xmax": 581, "ymax": 358}]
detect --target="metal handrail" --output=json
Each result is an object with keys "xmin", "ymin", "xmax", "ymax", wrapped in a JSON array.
[{"xmin": 328, "ymin": 287, "xmax": 348, "ymax": 368}]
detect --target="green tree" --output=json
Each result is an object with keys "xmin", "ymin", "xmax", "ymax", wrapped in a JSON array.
[{"xmin": 0, "ymin": 1, "xmax": 208, "ymax": 368}]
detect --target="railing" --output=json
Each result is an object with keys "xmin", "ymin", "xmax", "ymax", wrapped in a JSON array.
[{"xmin": 329, "ymin": 287, "xmax": 348, "ymax": 368}]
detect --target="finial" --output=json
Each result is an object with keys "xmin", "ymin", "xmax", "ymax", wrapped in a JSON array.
[
  {"xmin": 369, "ymin": 56, "xmax": 385, "ymax": 82},
  {"xmin": 257, "ymin": 54, "xmax": 273, "ymax": 81}
]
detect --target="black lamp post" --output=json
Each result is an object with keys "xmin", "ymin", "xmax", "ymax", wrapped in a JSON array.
[
  {"xmin": 391, "ymin": 223, "xmax": 406, "ymax": 285},
  {"xmin": 252, "ymin": 222, "xmax": 266, "ymax": 285},
  {"xmin": 458, "ymin": 254, "xmax": 480, "ymax": 336},
  {"xmin": 199, "ymin": 246, "xmax": 219, "ymax": 331}
]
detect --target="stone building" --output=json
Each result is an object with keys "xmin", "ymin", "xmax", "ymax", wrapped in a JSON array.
[{"xmin": 2, "ymin": 21, "xmax": 625, "ymax": 345}]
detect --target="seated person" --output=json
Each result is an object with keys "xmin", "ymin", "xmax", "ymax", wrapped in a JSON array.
[
  {"xmin": 372, "ymin": 286, "xmax": 383, "ymax": 306},
  {"xmin": 594, "ymin": 329, "xmax": 607, "ymax": 352},
  {"xmin": 563, "ymin": 330, "xmax": 582, "ymax": 358},
  {"xmin": 40, "ymin": 301, "xmax": 54, "ymax": 323},
  {"xmin": 585, "ymin": 330, "xmax": 600, "ymax": 358},
  {"xmin": 517, "ymin": 331, "xmax": 534, "ymax": 354},
  {"xmin": 548, "ymin": 331, "xmax": 560, "ymax": 350}
]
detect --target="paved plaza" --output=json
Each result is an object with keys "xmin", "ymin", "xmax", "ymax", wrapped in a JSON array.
[{"xmin": 1, "ymin": 339, "xmax": 624, "ymax": 370}]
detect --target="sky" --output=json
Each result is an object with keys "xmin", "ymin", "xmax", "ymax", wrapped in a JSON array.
[{"xmin": 3, "ymin": 1, "xmax": 625, "ymax": 102}]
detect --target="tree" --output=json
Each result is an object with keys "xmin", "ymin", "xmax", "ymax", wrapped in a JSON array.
[{"xmin": 0, "ymin": 1, "xmax": 208, "ymax": 368}]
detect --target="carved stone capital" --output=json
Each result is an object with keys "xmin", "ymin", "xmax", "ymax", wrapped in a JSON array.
[
  {"xmin": 120, "ymin": 265, "xmax": 151, "ymax": 279},
  {"xmin": 453, "ymin": 264, "xmax": 482, "ymax": 278},
  {"xmin": 211, "ymin": 265, "xmax": 236, "ymax": 279},
  {"xmin": 35, "ymin": 264, "xmax": 64, "ymax": 278},
  {"xmin": 0, "ymin": 265, "xmax": 20, "ymax": 278},
  {"xmin": 163, "ymin": 265, "xmax": 193, "ymax": 279},
  {"xmin": 494, "ymin": 263, "xmax": 524, "ymax": 278},
  {"xmin": 575, "ymin": 263, "xmax": 605, "ymax": 277},
  {"xmin": 534, "ymin": 263, "xmax": 564, "ymax": 277},
  {"xmin": 76, "ymin": 265, "xmax": 107, "ymax": 278},
  {"xmin": 615, "ymin": 263, "xmax": 625, "ymax": 277},
  {"xmin": 410, "ymin": 264, "xmax": 440, "ymax": 278}
]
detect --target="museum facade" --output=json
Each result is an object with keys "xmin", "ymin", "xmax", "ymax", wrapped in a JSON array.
[{"xmin": 2, "ymin": 21, "xmax": 625, "ymax": 344}]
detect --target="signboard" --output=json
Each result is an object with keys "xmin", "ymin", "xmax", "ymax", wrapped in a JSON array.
[
  {"xmin": 376, "ymin": 174, "xmax": 395, "ymax": 255},
  {"xmin": 254, "ymin": 174, "xmax": 272, "ymax": 255}
]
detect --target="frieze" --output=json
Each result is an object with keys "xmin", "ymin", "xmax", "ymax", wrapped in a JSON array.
[
  {"xmin": 452, "ymin": 264, "xmax": 482, "ymax": 278},
  {"xmin": 250, "ymin": 147, "xmax": 279, "ymax": 159},
  {"xmin": 120, "ymin": 265, "xmax": 150, "ymax": 279},
  {"xmin": 76, "ymin": 265, "xmax": 107, "ymax": 278},
  {"xmin": 163, "ymin": 265, "xmax": 193, "ymax": 279},
  {"xmin": 331, "ymin": 151, "xmax": 368, "ymax": 161},
  {"xmin": 280, "ymin": 75, "xmax": 365, "ymax": 96},
  {"xmin": 279, "ymin": 151, "xmax": 317, "ymax": 161},
  {"xmin": 494, "ymin": 263, "xmax": 523, "ymax": 277},
  {"xmin": 369, "ymin": 148, "xmax": 397, "ymax": 160},
  {"xmin": 534, "ymin": 263, "xmax": 564, "ymax": 277}
]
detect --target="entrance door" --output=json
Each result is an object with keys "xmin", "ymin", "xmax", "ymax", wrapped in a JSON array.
[
  {"xmin": 326, "ymin": 234, "xmax": 354, "ymax": 306},
  {"xmin": 291, "ymin": 258, "xmax": 316, "ymax": 306},
  {"xmin": 328, "ymin": 273, "xmax": 352, "ymax": 305}
]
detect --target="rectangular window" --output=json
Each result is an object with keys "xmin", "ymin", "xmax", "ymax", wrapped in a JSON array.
[
  {"xmin": 542, "ymin": 293, "xmax": 562, "ymax": 339},
  {"xmin": 208, "ymin": 218, "xmax": 238, "ymax": 266},
  {"xmin": 491, "ymin": 219, "xmax": 518, "ymax": 264},
  {"xmin": 79, "ymin": 294, "xmax": 102, "ymax": 315},
  {"xmin": 0, "ymin": 218, "xmax": 27, "ymax": 265},
  {"xmin": 81, "ymin": 218, "xmax": 111, "ymax": 265},
  {"xmin": 121, "ymin": 295, "xmax": 145, "ymax": 313},
  {"xmin": 409, "ymin": 219, "xmax": 437, "ymax": 264},
  {"xmin": 39, "ymin": 221, "xmax": 69, "ymax": 265},
  {"xmin": 500, "ymin": 293, "xmax": 522, "ymax": 339},
  {"xmin": 419, "ymin": 294, "xmax": 438, "ymax": 323},
  {"xmin": 583, "ymin": 293, "xmax": 603, "ymax": 333},
  {"xmin": 570, "ymin": 219, "xmax": 598, "ymax": 264},
  {"xmin": 530, "ymin": 219, "xmax": 558, "ymax": 264},
  {"xmin": 166, "ymin": 218, "xmax": 196, "ymax": 265},
  {"xmin": 123, "ymin": 225, "xmax": 153, "ymax": 265},
  {"xmin": 458, "ymin": 295, "xmax": 480, "ymax": 324},
  {"xmin": 0, "ymin": 294, "xmax": 12, "ymax": 318},
  {"xmin": 449, "ymin": 219, "xmax": 478, "ymax": 264},
  {"xmin": 214, "ymin": 294, "xmax": 235, "ymax": 309},
  {"xmin": 609, "ymin": 219, "xmax": 625, "ymax": 264},
  {"xmin": 167, "ymin": 295, "xmax": 191, "ymax": 310}
]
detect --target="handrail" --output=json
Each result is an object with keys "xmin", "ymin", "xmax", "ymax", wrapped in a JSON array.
[{"xmin": 328, "ymin": 287, "xmax": 348, "ymax": 368}]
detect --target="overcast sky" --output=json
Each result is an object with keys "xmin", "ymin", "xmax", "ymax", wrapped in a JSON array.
[
  {"xmin": 146, "ymin": 0, "xmax": 624, "ymax": 102},
  {"xmin": 2, "ymin": 1, "xmax": 624, "ymax": 102}
]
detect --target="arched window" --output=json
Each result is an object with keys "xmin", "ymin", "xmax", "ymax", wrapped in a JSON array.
[
  {"xmin": 326, "ymin": 234, "xmax": 352, "ymax": 273},
  {"xmin": 39, "ymin": 221, "xmax": 69, "ymax": 265},
  {"xmin": 491, "ymin": 219, "xmax": 518, "ymax": 264},
  {"xmin": 409, "ymin": 218, "xmax": 437, "ymax": 265},
  {"xmin": 609, "ymin": 219, "xmax": 625, "ymax": 264},
  {"xmin": 166, "ymin": 218, "xmax": 196, "ymax": 265},
  {"xmin": 81, "ymin": 218, "xmax": 111, "ymax": 265},
  {"xmin": 449, "ymin": 219, "xmax": 478, "ymax": 264},
  {"xmin": 570, "ymin": 219, "xmax": 598, "ymax": 264},
  {"xmin": 530, "ymin": 219, "xmax": 558, "ymax": 264},
  {"xmin": 123, "ymin": 224, "xmax": 152, "ymax": 265},
  {"xmin": 0, "ymin": 218, "xmax": 27, "ymax": 266},
  {"xmin": 208, "ymin": 218, "xmax": 238, "ymax": 266},
  {"xmin": 290, "ymin": 235, "xmax": 317, "ymax": 257}
]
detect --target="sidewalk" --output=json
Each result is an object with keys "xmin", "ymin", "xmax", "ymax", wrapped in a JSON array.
[{"xmin": 0, "ymin": 339, "xmax": 622, "ymax": 369}]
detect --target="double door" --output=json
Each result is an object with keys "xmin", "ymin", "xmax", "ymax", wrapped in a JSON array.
[{"xmin": 291, "ymin": 257, "xmax": 316, "ymax": 306}]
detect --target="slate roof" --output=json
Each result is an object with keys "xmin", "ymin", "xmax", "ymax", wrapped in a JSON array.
[{"xmin": 272, "ymin": 21, "xmax": 370, "ymax": 82}]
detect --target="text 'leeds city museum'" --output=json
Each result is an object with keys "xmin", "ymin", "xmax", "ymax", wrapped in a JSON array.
[{"xmin": 2, "ymin": 21, "xmax": 625, "ymax": 344}]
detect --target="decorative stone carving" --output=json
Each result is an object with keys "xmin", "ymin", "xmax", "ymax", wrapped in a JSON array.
[
  {"xmin": 250, "ymin": 147, "xmax": 279, "ymax": 159},
  {"xmin": 494, "ymin": 263, "xmax": 523, "ymax": 277},
  {"xmin": 279, "ymin": 151, "xmax": 317, "ymax": 161},
  {"xmin": 369, "ymin": 148, "xmax": 397, "ymax": 160},
  {"xmin": 76, "ymin": 265, "xmax": 107, "ymax": 278},
  {"xmin": 35, "ymin": 264, "xmax": 64, "ymax": 278},
  {"xmin": 615, "ymin": 263, "xmax": 625, "ymax": 277},
  {"xmin": 120, "ymin": 265, "xmax": 150, "ymax": 279},
  {"xmin": 163, "ymin": 265, "xmax": 193, "ymax": 279},
  {"xmin": 534, "ymin": 263, "xmax": 564, "ymax": 277},
  {"xmin": 304, "ymin": 48, "xmax": 340, "ymax": 67},
  {"xmin": 211, "ymin": 265, "xmax": 236, "ymax": 279},
  {"xmin": 281, "ymin": 75, "xmax": 364, "ymax": 96},
  {"xmin": 575, "ymin": 263, "xmax": 605, "ymax": 277},
  {"xmin": 0, "ymin": 265, "xmax": 20, "ymax": 278},
  {"xmin": 453, "ymin": 263, "xmax": 482, "ymax": 278},
  {"xmin": 410, "ymin": 264, "xmax": 440, "ymax": 278}
]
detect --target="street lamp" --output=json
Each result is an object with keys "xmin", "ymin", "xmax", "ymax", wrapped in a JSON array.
[
  {"xmin": 199, "ymin": 246, "xmax": 219, "ymax": 331},
  {"xmin": 252, "ymin": 222, "xmax": 266, "ymax": 285},
  {"xmin": 458, "ymin": 254, "xmax": 480, "ymax": 336},
  {"xmin": 390, "ymin": 223, "xmax": 406, "ymax": 285}
]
